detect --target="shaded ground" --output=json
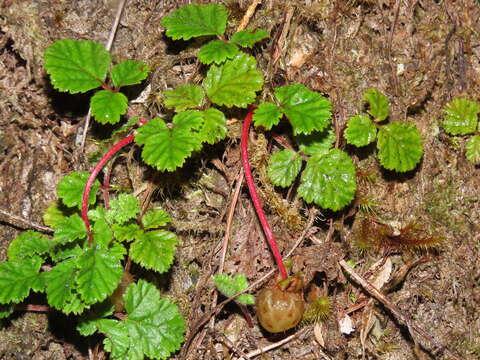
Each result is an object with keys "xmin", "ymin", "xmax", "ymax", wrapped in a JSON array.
[{"xmin": 0, "ymin": 0, "xmax": 479, "ymax": 359}]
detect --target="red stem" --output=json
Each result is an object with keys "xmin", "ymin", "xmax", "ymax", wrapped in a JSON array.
[{"xmin": 241, "ymin": 108, "xmax": 288, "ymax": 279}]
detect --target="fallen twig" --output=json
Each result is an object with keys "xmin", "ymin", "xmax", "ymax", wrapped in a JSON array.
[{"xmin": 0, "ymin": 207, "xmax": 52, "ymax": 233}]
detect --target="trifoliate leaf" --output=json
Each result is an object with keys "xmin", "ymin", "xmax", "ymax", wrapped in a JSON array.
[
  {"xmin": 363, "ymin": 88, "xmax": 389, "ymax": 122},
  {"xmin": 76, "ymin": 248, "xmax": 123, "ymax": 304},
  {"xmin": 93, "ymin": 217, "xmax": 113, "ymax": 248},
  {"xmin": 298, "ymin": 149, "xmax": 356, "ymax": 211},
  {"xmin": 442, "ymin": 98, "xmax": 479, "ymax": 135},
  {"xmin": 198, "ymin": 40, "xmax": 238, "ymax": 64},
  {"xmin": 57, "ymin": 171, "xmax": 100, "ymax": 209},
  {"xmin": 54, "ymin": 214, "xmax": 87, "ymax": 244},
  {"xmin": 43, "ymin": 201, "xmax": 67, "ymax": 228},
  {"xmin": 0, "ymin": 257, "xmax": 44, "ymax": 304},
  {"xmin": 377, "ymin": 122, "xmax": 423, "ymax": 172},
  {"xmin": 466, "ymin": 135, "xmax": 480, "ymax": 164},
  {"xmin": 90, "ymin": 90, "xmax": 128, "ymax": 125},
  {"xmin": 344, "ymin": 114, "xmax": 377, "ymax": 147},
  {"xmin": 213, "ymin": 274, "xmax": 254, "ymax": 305},
  {"xmin": 163, "ymin": 84, "xmax": 204, "ymax": 112},
  {"xmin": 198, "ymin": 108, "xmax": 227, "ymax": 144},
  {"xmin": 161, "ymin": 3, "xmax": 227, "ymax": 40},
  {"xmin": 253, "ymin": 102, "xmax": 283, "ymax": 130},
  {"xmin": 106, "ymin": 193, "xmax": 141, "ymax": 225},
  {"xmin": 112, "ymin": 223, "xmax": 142, "ymax": 242},
  {"xmin": 267, "ymin": 149, "xmax": 302, "ymax": 188},
  {"xmin": 135, "ymin": 116, "xmax": 202, "ymax": 171},
  {"xmin": 203, "ymin": 52, "xmax": 263, "ymax": 108},
  {"xmin": 231, "ymin": 29, "xmax": 269, "ymax": 48},
  {"xmin": 7, "ymin": 230, "xmax": 53, "ymax": 261},
  {"xmin": 142, "ymin": 209, "xmax": 172, "ymax": 229},
  {"xmin": 0, "ymin": 304, "xmax": 14, "ymax": 319},
  {"xmin": 97, "ymin": 280, "xmax": 186, "ymax": 359},
  {"xmin": 295, "ymin": 127, "xmax": 336, "ymax": 156},
  {"xmin": 129, "ymin": 230, "xmax": 178, "ymax": 273},
  {"xmin": 110, "ymin": 60, "xmax": 150, "ymax": 88},
  {"xmin": 275, "ymin": 84, "xmax": 332, "ymax": 135},
  {"xmin": 44, "ymin": 39, "xmax": 110, "ymax": 93}
]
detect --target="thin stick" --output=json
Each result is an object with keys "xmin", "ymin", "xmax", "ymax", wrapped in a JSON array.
[
  {"xmin": 237, "ymin": 0, "xmax": 262, "ymax": 32},
  {"xmin": 0, "ymin": 208, "xmax": 52, "ymax": 233},
  {"xmin": 339, "ymin": 260, "xmax": 460, "ymax": 360}
]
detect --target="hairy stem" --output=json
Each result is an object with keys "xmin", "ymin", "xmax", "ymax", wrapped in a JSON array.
[{"xmin": 241, "ymin": 108, "xmax": 288, "ymax": 279}]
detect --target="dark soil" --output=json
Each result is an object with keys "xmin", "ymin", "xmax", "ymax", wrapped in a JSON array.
[{"xmin": 0, "ymin": 0, "xmax": 479, "ymax": 359}]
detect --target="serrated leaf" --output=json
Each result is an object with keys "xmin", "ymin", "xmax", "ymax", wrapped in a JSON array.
[
  {"xmin": 90, "ymin": 90, "xmax": 128, "ymax": 125},
  {"xmin": 213, "ymin": 274, "xmax": 254, "ymax": 305},
  {"xmin": 135, "ymin": 116, "xmax": 202, "ymax": 171},
  {"xmin": 363, "ymin": 88, "xmax": 389, "ymax": 122},
  {"xmin": 106, "ymin": 193, "xmax": 140, "ymax": 225},
  {"xmin": 97, "ymin": 280, "xmax": 186, "ymax": 359},
  {"xmin": 50, "ymin": 244, "xmax": 83, "ymax": 262},
  {"xmin": 203, "ymin": 52, "xmax": 263, "ymax": 108},
  {"xmin": 76, "ymin": 248, "xmax": 123, "ymax": 304},
  {"xmin": 298, "ymin": 149, "xmax": 356, "ymax": 211},
  {"xmin": 442, "ymin": 98, "xmax": 479, "ymax": 135},
  {"xmin": 0, "ymin": 257, "xmax": 44, "ymax": 304},
  {"xmin": 198, "ymin": 40, "xmax": 238, "ymax": 64},
  {"xmin": 253, "ymin": 102, "xmax": 283, "ymax": 130},
  {"xmin": 130, "ymin": 230, "xmax": 177, "ymax": 273},
  {"xmin": 54, "ymin": 214, "xmax": 87, "ymax": 244},
  {"xmin": 44, "ymin": 39, "xmax": 110, "ymax": 93},
  {"xmin": 57, "ymin": 172, "xmax": 100, "ymax": 209},
  {"xmin": 231, "ymin": 29, "xmax": 269, "ymax": 48},
  {"xmin": 466, "ymin": 135, "xmax": 480, "ymax": 164},
  {"xmin": 110, "ymin": 60, "xmax": 150, "ymax": 88},
  {"xmin": 43, "ymin": 201, "xmax": 67, "ymax": 228},
  {"xmin": 275, "ymin": 84, "xmax": 332, "ymax": 135},
  {"xmin": 377, "ymin": 122, "xmax": 423, "ymax": 172},
  {"xmin": 267, "ymin": 149, "xmax": 302, "ymax": 188},
  {"xmin": 198, "ymin": 108, "xmax": 227, "ymax": 144},
  {"xmin": 161, "ymin": 3, "xmax": 227, "ymax": 40},
  {"xmin": 344, "ymin": 114, "xmax": 377, "ymax": 147},
  {"xmin": 110, "ymin": 242, "xmax": 127, "ymax": 260},
  {"xmin": 163, "ymin": 84, "xmax": 204, "ymax": 112},
  {"xmin": 142, "ymin": 209, "xmax": 171, "ymax": 229},
  {"xmin": 7, "ymin": 230, "xmax": 53, "ymax": 261},
  {"xmin": 295, "ymin": 127, "xmax": 336, "ymax": 156},
  {"xmin": 93, "ymin": 217, "xmax": 113, "ymax": 248},
  {"xmin": 77, "ymin": 301, "xmax": 115, "ymax": 336},
  {"xmin": 112, "ymin": 223, "xmax": 143, "ymax": 242}
]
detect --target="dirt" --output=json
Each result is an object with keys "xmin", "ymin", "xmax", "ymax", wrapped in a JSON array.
[{"xmin": 0, "ymin": 0, "xmax": 479, "ymax": 359}]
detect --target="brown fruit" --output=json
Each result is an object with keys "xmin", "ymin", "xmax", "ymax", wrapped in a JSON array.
[{"xmin": 256, "ymin": 285, "xmax": 305, "ymax": 333}]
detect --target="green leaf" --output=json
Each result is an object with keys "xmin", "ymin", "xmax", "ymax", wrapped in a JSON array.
[
  {"xmin": 231, "ymin": 29, "xmax": 269, "ymax": 48},
  {"xmin": 0, "ymin": 304, "xmax": 14, "ymax": 319},
  {"xmin": 50, "ymin": 244, "xmax": 83, "ymax": 262},
  {"xmin": 106, "ymin": 193, "xmax": 141, "ymax": 225},
  {"xmin": 43, "ymin": 201, "xmax": 67, "ymax": 228},
  {"xmin": 253, "ymin": 102, "xmax": 283, "ymax": 130},
  {"xmin": 275, "ymin": 84, "xmax": 332, "ymax": 135},
  {"xmin": 442, "ymin": 98, "xmax": 480, "ymax": 135},
  {"xmin": 77, "ymin": 301, "xmax": 115, "ymax": 336},
  {"xmin": 76, "ymin": 248, "xmax": 123, "ymax": 304},
  {"xmin": 161, "ymin": 3, "xmax": 227, "ymax": 40},
  {"xmin": 377, "ymin": 122, "xmax": 423, "ymax": 172},
  {"xmin": 344, "ymin": 114, "xmax": 377, "ymax": 147},
  {"xmin": 298, "ymin": 149, "xmax": 356, "ymax": 211},
  {"xmin": 90, "ymin": 90, "xmax": 128, "ymax": 125},
  {"xmin": 198, "ymin": 40, "xmax": 238, "ymax": 64},
  {"xmin": 203, "ymin": 52, "xmax": 263, "ymax": 108},
  {"xmin": 213, "ymin": 274, "xmax": 254, "ymax": 305},
  {"xmin": 93, "ymin": 217, "xmax": 113, "ymax": 248},
  {"xmin": 267, "ymin": 149, "xmax": 302, "ymax": 188},
  {"xmin": 142, "ymin": 209, "xmax": 171, "ymax": 229},
  {"xmin": 112, "ymin": 223, "xmax": 143, "ymax": 242},
  {"xmin": 163, "ymin": 84, "xmax": 204, "ymax": 112},
  {"xmin": 130, "ymin": 230, "xmax": 178, "ymax": 273},
  {"xmin": 45, "ymin": 257, "xmax": 86, "ymax": 314},
  {"xmin": 198, "ymin": 108, "xmax": 227, "ymax": 144},
  {"xmin": 295, "ymin": 127, "xmax": 336, "ymax": 156},
  {"xmin": 7, "ymin": 230, "xmax": 53, "ymax": 261},
  {"xmin": 466, "ymin": 135, "xmax": 480, "ymax": 164},
  {"xmin": 57, "ymin": 171, "xmax": 100, "ymax": 209},
  {"xmin": 363, "ymin": 88, "xmax": 389, "ymax": 122},
  {"xmin": 44, "ymin": 39, "xmax": 110, "ymax": 93},
  {"xmin": 54, "ymin": 214, "xmax": 87, "ymax": 244},
  {"xmin": 135, "ymin": 115, "xmax": 202, "ymax": 171},
  {"xmin": 97, "ymin": 280, "xmax": 186, "ymax": 359},
  {"xmin": 110, "ymin": 60, "xmax": 150, "ymax": 88},
  {"xmin": 0, "ymin": 257, "xmax": 44, "ymax": 304}
]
